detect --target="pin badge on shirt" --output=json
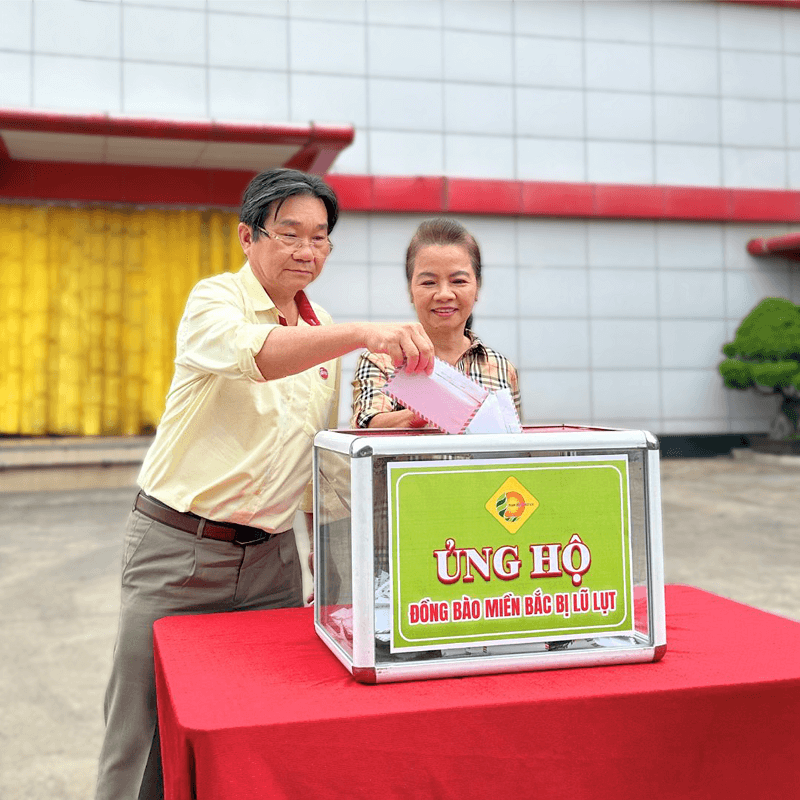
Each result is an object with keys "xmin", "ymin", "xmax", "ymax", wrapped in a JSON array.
[{"xmin": 319, "ymin": 367, "xmax": 329, "ymax": 380}]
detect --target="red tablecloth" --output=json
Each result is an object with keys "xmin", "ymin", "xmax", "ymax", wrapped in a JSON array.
[{"xmin": 154, "ymin": 585, "xmax": 800, "ymax": 800}]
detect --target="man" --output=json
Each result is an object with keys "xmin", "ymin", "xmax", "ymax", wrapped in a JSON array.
[{"xmin": 95, "ymin": 168, "xmax": 433, "ymax": 800}]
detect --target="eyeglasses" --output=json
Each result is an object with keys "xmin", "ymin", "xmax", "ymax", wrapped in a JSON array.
[{"xmin": 258, "ymin": 227, "xmax": 333, "ymax": 254}]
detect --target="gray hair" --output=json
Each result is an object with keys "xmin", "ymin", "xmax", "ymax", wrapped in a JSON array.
[{"xmin": 239, "ymin": 168, "xmax": 339, "ymax": 240}]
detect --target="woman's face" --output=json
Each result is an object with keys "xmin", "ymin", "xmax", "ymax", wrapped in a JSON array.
[{"xmin": 409, "ymin": 244, "xmax": 479, "ymax": 336}]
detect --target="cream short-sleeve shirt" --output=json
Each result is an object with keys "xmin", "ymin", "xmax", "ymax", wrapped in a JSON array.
[{"xmin": 138, "ymin": 263, "xmax": 339, "ymax": 533}]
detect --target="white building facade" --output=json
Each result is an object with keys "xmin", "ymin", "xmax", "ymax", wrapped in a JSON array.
[{"xmin": 2, "ymin": 0, "xmax": 799, "ymax": 438}]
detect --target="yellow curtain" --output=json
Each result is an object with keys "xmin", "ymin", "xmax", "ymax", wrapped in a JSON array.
[{"xmin": 0, "ymin": 204, "xmax": 243, "ymax": 436}]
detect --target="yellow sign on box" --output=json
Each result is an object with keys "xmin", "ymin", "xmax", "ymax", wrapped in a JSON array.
[{"xmin": 485, "ymin": 476, "xmax": 540, "ymax": 534}]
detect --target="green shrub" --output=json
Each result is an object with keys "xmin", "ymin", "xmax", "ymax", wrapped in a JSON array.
[
  {"xmin": 718, "ymin": 358, "xmax": 753, "ymax": 389},
  {"xmin": 719, "ymin": 298, "xmax": 800, "ymax": 440},
  {"xmin": 750, "ymin": 360, "xmax": 800, "ymax": 388},
  {"xmin": 722, "ymin": 297, "xmax": 800, "ymax": 361}
]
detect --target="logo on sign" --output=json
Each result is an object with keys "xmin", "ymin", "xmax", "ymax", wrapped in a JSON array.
[{"xmin": 485, "ymin": 476, "xmax": 539, "ymax": 534}]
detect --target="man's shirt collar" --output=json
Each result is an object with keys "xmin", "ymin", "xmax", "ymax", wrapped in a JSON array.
[{"xmin": 241, "ymin": 262, "xmax": 320, "ymax": 326}]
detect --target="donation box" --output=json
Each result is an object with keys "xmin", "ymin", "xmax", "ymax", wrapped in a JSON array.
[{"xmin": 313, "ymin": 425, "xmax": 666, "ymax": 684}]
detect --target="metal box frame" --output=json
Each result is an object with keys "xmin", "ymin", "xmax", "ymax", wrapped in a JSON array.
[{"xmin": 313, "ymin": 425, "xmax": 666, "ymax": 684}]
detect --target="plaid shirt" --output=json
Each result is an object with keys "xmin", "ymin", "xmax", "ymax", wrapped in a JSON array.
[{"xmin": 350, "ymin": 331, "xmax": 522, "ymax": 429}]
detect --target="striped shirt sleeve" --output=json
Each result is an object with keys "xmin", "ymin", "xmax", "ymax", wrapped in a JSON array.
[{"xmin": 350, "ymin": 350, "xmax": 401, "ymax": 428}]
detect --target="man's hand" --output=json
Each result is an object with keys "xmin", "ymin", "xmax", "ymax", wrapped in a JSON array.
[{"xmin": 362, "ymin": 322, "xmax": 435, "ymax": 374}]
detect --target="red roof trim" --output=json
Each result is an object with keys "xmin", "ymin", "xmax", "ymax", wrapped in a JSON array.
[
  {"xmin": 373, "ymin": 176, "xmax": 445, "ymax": 212},
  {"xmin": 521, "ymin": 181, "xmax": 594, "ymax": 216},
  {"xmin": 3, "ymin": 165, "xmax": 800, "ymax": 223},
  {"xmin": 729, "ymin": 189, "xmax": 800, "ymax": 221},
  {"xmin": 0, "ymin": 160, "xmax": 256, "ymax": 207},
  {"xmin": 662, "ymin": 186, "xmax": 731, "ymax": 220},
  {"xmin": 326, "ymin": 176, "xmax": 800, "ymax": 224},
  {"xmin": 447, "ymin": 178, "xmax": 523, "ymax": 215},
  {"xmin": 324, "ymin": 175, "xmax": 374, "ymax": 211},
  {"xmin": 717, "ymin": 0, "xmax": 800, "ymax": 7},
  {"xmin": 747, "ymin": 232, "xmax": 800, "ymax": 260},
  {"xmin": 0, "ymin": 108, "xmax": 354, "ymax": 149},
  {"xmin": 594, "ymin": 184, "xmax": 664, "ymax": 219}
]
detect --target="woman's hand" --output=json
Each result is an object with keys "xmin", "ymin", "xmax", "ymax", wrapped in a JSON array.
[
  {"xmin": 368, "ymin": 409, "xmax": 431, "ymax": 429},
  {"xmin": 407, "ymin": 411, "xmax": 428, "ymax": 428}
]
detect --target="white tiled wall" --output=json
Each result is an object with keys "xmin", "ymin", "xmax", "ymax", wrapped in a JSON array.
[
  {"xmin": 2, "ymin": 0, "xmax": 799, "ymax": 436},
  {"xmin": 34, "ymin": 1, "xmax": 121, "ymax": 59}
]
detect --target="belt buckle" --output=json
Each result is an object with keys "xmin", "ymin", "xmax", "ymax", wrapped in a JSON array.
[{"xmin": 232, "ymin": 527, "xmax": 270, "ymax": 546}]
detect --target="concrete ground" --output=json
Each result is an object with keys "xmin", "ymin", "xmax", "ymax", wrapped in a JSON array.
[{"xmin": 1, "ymin": 448, "xmax": 799, "ymax": 799}]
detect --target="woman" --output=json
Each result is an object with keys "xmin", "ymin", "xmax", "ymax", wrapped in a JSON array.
[{"xmin": 351, "ymin": 217, "xmax": 521, "ymax": 430}]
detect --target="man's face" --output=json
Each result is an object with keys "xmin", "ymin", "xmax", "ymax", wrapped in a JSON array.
[{"xmin": 238, "ymin": 194, "xmax": 330, "ymax": 302}]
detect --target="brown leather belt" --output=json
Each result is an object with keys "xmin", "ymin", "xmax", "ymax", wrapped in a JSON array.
[{"xmin": 134, "ymin": 492, "xmax": 274, "ymax": 545}]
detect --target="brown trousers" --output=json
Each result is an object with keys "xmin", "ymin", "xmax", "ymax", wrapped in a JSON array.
[{"xmin": 95, "ymin": 507, "xmax": 302, "ymax": 800}]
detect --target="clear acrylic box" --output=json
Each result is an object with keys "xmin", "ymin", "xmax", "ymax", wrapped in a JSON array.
[{"xmin": 313, "ymin": 425, "xmax": 666, "ymax": 684}]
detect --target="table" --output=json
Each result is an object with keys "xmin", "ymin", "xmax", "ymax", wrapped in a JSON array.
[{"xmin": 154, "ymin": 585, "xmax": 800, "ymax": 800}]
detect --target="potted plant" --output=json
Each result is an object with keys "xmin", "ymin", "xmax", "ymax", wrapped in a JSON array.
[{"xmin": 718, "ymin": 297, "xmax": 800, "ymax": 453}]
